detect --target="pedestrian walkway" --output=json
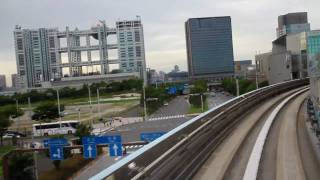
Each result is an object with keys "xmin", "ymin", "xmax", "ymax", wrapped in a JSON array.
[
  {"xmin": 148, "ymin": 114, "xmax": 186, "ymax": 121},
  {"xmin": 91, "ymin": 117, "xmax": 143, "ymax": 135}
]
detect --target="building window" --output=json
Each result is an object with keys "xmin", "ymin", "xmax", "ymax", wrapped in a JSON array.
[
  {"xmin": 18, "ymin": 54, "xmax": 24, "ymax": 66},
  {"xmin": 49, "ymin": 37, "xmax": 55, "ymax": 48},
  {"xmin": 20, "ymin": 70, "xmax": 25, "ymax": 75},
  {"xmin": 17, "ymin": 38, "xmax": 23, "ymax": 50},
  {"xmin": 135, "ymin": 31, "xmax": 140, "ymax": 42},
  {"xmin": 136, "ymin": 46, "xmax": 141, "ymax": 57},
  {"xmin": 121, "ymin": 63, "xmax": 127, "ymax": 68},
  {"xmin": 50, "ymin": 52, "xmax": 56, "ymax": 63}
]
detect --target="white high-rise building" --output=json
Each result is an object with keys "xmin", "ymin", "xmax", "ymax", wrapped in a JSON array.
[
  {"xmin": 14, "ymin": 17, "xmax": 146, "ymax": 89},
  {"xmin": 116, "ymin": 19, "xmax": 147, "ymax": 85},
  {"xmin": 14, "ymin": 26, "xmax": 60, "ymax": 88}
]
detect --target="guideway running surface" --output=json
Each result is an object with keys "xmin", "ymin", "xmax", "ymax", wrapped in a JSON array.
[
  {"xmin": 193, "ymin": 88, "xmax": 303, "ymax": 180},
  {"xmin": 257, "ymin": 91, "xmax": 320, "ymax": 180},
  {"xmin": 243, "ymin": 88, "xmax": 308, "ymax": 180}
]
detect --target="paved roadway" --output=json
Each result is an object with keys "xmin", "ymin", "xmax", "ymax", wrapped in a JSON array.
[
  {"xmin": 148, "ymin": 96, "xmax": 190, "ymax": 119},
  {"xmin": 207, "ymin": 91, "xmax": 234, "ymax": 109}
]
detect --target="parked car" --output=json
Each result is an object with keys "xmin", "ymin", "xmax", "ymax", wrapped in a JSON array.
[
  {"xmin": 3, "ymin": 132, "xmax": 20, "ymax": 139},
  {"xmin": 5, "ymin": 131, "xmax": 26, "ymax": 137}
]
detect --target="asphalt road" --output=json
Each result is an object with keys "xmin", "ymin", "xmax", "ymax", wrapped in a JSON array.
[
  {"xmin": 207, "ymin": 91, "xmax": 234, "ymax": 109},
  {"xmin": 148, "ymin": 96, "xmax": 190, "ymax": 119}
]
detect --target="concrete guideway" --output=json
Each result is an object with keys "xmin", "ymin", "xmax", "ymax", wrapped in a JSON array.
[
  {"xmin": 193, "ymin": 88, "xmax": 305, "ymax": 180},
  {"xmin": 243, "ymin": 88, "xmax": 308, "ymax": 180},
  {"xmin": 257, "ymin": 91, "xmax": 320, "ymax": 180}
]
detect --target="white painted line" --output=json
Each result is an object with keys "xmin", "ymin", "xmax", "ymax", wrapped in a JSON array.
[{"xmin": 242, "ymin": 88, "xmax": 308, "ymax": 180}]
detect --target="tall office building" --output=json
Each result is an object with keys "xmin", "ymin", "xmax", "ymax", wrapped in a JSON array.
[
  {"xmin": 185, "ymin": 17, "xmax": 234, "ymax": 81},
  {"xmin": 14, "ymin": 18, "xmax": 146, "ymax": 89},
  {"xmin": 0, "ymin": 75, "xmax": 6, "ymax": 91},
  {"xmin": 277, "ymin": 12, "xmax": 310, "ymax": 37},
  {"xmin": 117, "ymin": 19, "xmax": 146, "ymax": 84},
  {"xmin": 11, "ymin": 74, "xmax": 17, "ymax": 89},
  {"xmin": 14, "ymin": 26, "xmax": 60, "ymax": 88}
]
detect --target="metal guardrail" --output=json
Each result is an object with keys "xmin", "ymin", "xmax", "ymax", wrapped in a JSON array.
[{"xmin": 90, "ymin": 79, "xmax": 309, "ymax": 180}]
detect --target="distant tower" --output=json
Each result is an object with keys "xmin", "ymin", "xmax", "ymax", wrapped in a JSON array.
[
  {"xmin": 173, "ymin": 65, "xmax": 180, "ymax": 72},
  {"xmin": 185, "ymin": 16, "xmax": 234, "ymax": 81}
]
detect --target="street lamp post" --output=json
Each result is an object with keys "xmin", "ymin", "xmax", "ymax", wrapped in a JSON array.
[
  {"xmin": 88, "ymin": 86, "xmax": 93, "ymax": 127},
  {"xmin": 97, "ymin": 88, "xmax": 101, "ymax": 119},
  {"xmin": 15, "ymin": 99, "xmax": 19, "ymax": 131},
  {"xmin": 236, "ymin": 78, "xmax": 240, "ymax": 96},
  {"xmin": 56, "ymin": 89, "xmax": 62, "ymax": 129},
  {"xmin": 200, "ymin": 94, "xmax": 204, "ymax": 112},
  {"xmin": 255, "ymin": 59, "xmax": 259, "ymax": 89},
  {"xmin": 143, "ymin": 85, "xmax": 147, "ymax": 121}
]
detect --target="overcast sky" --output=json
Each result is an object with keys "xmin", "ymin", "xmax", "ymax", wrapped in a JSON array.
[{"xmin": 1, "ymin": 0, "xmax": 319, "ymax": 86}]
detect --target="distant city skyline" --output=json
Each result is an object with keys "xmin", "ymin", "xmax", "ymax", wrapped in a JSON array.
[{"xmin": 1, "ymin": 0, "xmax": 320, "ymax": 86}]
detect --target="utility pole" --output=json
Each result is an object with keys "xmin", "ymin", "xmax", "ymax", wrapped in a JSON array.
[
  {"xmin": 143, "ymin": 85, "xmax": 147, "ymax": 121},
  {"xmin": 201, "ymin": 94, "xmax": 204, "ymax": 112},
  {"xmin": 255, "ymin": 59, "xmax": 259, "ymax": 89},
  {"xmin": 15, "ymin": 99, "xmax": 19, "ymax": 131},
  {"xmin": 77, "ymin": 108, "xmax": 81, "ymax": 122},
  {"xmin": 29, "ymin": 97, "xmax": 38, "ymax": 180},
  {"xmin": 97, "ymin": 88, "xmax": 101, "ymax": 119},
  {"xmin": 236, "ymin": 79, "xmax": 240, "ymax": 96},
  {"xmin": 56, "ymin": 89, "xmax": 62, "ymax": 129},
  {"xmin": 88, "ymin": 86, "xmax": 93, "ymax": 127}
]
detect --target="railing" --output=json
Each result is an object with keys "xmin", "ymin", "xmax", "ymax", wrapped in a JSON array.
[{"xmin": 90, "ymin": 79, "xmax": 309, "ymax": 180}]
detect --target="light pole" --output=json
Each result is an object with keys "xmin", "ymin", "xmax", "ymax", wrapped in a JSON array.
[
  {"xmin": 255, "ymin": 59, "xmax": 259, "ymax": 89},
  {"xmin": 97, "ymin": 88, "xmax": 101, "ymax": 119},
  {"xmin": 200, "ymin": 94, "xmax": 204, "ymax": 112},
  {"xmin": 56, "ymin": 89, "xmax": 62, "ymax": 129},
  {"xmin": 15, "ymin": 99, "xmax": 19, "ymax": 131},
  {"xmin": 88, "ymin": 86, "xmax": 93, "ymax": 127},
  {"xmin": 77, "ymin": 108, "xmax": 81, "ymax": 122},
  {"xmin": 236, "ymin": 78, "xmax": 240, "ymax": 96},
  {"xmin": 143, "ymin": 85, "xmax": 147, "ymax": 121}
]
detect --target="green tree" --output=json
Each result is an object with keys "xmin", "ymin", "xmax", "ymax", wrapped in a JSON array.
[
  {"xmin": 75, "ymin": 124, "xmax": 91, "ymax": 144},
  {"xmin": 32, "ymin": 101, "xmax": 64, "ymax": 122},
  {"xmin": 191, "ymin": 80, "xmax": 207, "ymax": 94},
  {"xmin": 8, "ymin": 152, "xmax": 34, "ymax": 180}
]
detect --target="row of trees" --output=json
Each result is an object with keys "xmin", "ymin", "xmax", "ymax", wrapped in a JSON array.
[
  {"xmin": 222, "ymin": 78, "xmax": 269, "ymax": 95},
  {"xmin": 0, "ymin": 79, "xmax": 143, "ymax": 106}
]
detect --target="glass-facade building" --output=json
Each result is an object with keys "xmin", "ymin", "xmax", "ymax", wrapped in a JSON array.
[
  {"xmin": 307, "ymin": 30, "xmax": 320, "ymax": 130},
  {"xmin": 277, "ymin": 12, "xmax": 310, "ymax": 38},
  {"xmin": 185, "ymin": 17, "xmax": 234, "ymax": 80}
]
